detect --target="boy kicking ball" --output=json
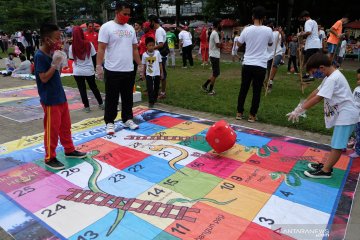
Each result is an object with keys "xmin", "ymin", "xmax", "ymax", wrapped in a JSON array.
[
  {"xmin": 287, "ymin": 53, "xmax": 359, "ymax": 178},
  {"xmin": 34, "ymin": 23, "xmax": 87, "ymax": 170}
]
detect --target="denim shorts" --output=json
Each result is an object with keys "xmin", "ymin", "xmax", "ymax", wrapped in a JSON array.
[
  {"xmin": 331, "ymin": 125, "xmax": 356, "ymax": 149},
  {"xmin": 327, "ymin": 43, "xmax": 337, "ymax": 54}
]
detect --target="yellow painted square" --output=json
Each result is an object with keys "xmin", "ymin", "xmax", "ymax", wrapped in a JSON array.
[
  {"xmin": 133, "ymin": 184, "xmax": 194, "ymax": 229},
  {"xmin": 172, "ymin": 121, "xmax": 209, "ymax": 135},
  {"xmin": 205, "ymin": 181, "xmax": 271, "ymax": 221},
  {"xmin": 209, "ymin": 144, "xmax": 256, "ymax": 162}
]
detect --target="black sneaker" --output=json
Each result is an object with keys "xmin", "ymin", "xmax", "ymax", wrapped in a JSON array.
[
  {"xmin": 65, "ymin": 150, "xmax": 87, "ymax": 159},
  {"xmin": 304, "ymin": 169, "xmax": 332, "ymax": 179},
  {"xmin": 201, "ymin": 85, "xmax": 209, "ymax": 93},
  {"xmin": 45, "ymin": 158, "xmax": 65, "ymax": 170},
  {"xmin": 308, "ymin": 162, "xmax": 333, "ymax": 172}
]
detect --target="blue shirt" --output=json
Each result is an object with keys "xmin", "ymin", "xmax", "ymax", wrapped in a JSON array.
[{"xmin": 34, "ymin": 50, "xmax": 66, "ymax": 105}]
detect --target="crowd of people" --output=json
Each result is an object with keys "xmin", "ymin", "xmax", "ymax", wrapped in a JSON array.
[{"xmin": 1, "ymin": 2, "xmax": 359, "ymax": 180}]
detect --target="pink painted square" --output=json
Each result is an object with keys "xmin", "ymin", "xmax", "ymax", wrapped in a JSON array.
[
  {"xmin": 0, "ymin": 163, "xmax": 53, "ymax": 193},
  {"xmin": 187, "ymin": 153, "xmax": 242, "ymax": 179},
  {"xmin": 7, "ymin": 173, "xmax": 78, "ymax": 213}
]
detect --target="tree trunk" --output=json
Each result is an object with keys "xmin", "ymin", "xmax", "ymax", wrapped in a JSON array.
[
  {"xmin": 286, "ymin": 0, "xmax": 294, "ymax": 34},
  {"xmin": 155, "ymin": 0, "xmax": 160, "ymax": 17},
  {"xmin": 176, "ymin": 0, "xmax": 181, "ymax": 27}
]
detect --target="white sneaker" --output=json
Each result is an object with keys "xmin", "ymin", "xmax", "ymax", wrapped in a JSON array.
[
  {"xmin": 124, "ymin": 119, "xmax": 139, "ymax": 130},
  {"xmin": 106, "ymin": 123, "xmax": 115, "ymax": 135}
]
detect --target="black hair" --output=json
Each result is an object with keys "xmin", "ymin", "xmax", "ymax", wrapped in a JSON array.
[
  {"xmin": 234, "ymin": 31, "xmax": 239, "ymax": 35},
  {"xmin": 212, "ymin": 18, "xmax": 222, "ymax": 28},
  {"xmin": 8, "ymin": 53, "xmax": 15, "ymax": 57},
  {"xmin": 19, "ymin": 54, "xmax": 26, "ymax": 61},
  {"xmin": 342, "ymin": 14, "xmax": 349, "ymax": 19},
  {"xmin": 148, "ymin": 14, "xmax": 160, "ymax": 24},
  {"xmin": 115, "ymin": 1, "xmax": 131, "ymax": 11},
  {"xmin": 252, "ymin": 6, "xmax": 266, "ymax": 20},
  {"xmin": 86, "ymin": 22, "xmax": 93, "ymax": 27},
  {"xmin": 306, "ymin": 52, "xmax": 331, "ymax": 72},
  {"xmin": 300, "ymin": 10, "xmax": 310, "ymax": 18},
  {"xmin": 357, "ymin": 68, "xmax": 360, "ymax": 74},
  {"xmin": 145, "ymin": 37, "xmax": 155, "ymax": 45},
  {"xmin": 40, "ymin": 23, "xmax": 59, "ymax": 40}
]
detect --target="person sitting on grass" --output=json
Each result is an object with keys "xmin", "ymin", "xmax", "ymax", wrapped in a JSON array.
[
  {"xmin": 141, "ymin": 37, "xmax": 163, "ymax": 108},
  {"xmin": 13, "ymin": 54, "xmax": 32, "ymax": 75},
  {"xmin": 287, "ymin": 53, "xmax": 359, "ymax": 178},
  {"xmin": 3, "ymin": 53, "xmax": 16, "ymax": 76}
]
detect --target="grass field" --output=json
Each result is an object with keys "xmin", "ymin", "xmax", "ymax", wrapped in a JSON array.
[{"xmin": 61, "ymin": 58, "xmax": 358, "ymax": 135}]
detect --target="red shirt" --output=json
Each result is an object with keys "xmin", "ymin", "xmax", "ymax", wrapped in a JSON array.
[
  {"xmin": 139, "ymin": 31, "xmax": 155, "ymax": 56},
  {"xmin": 84, "ymin": 31, "xmax": 99, "ymax": 51}
]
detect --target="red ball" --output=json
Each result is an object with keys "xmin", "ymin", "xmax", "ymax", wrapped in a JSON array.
[{"xmin": 206, "ymin": 120, "xmax": 237, "ymax": 153}]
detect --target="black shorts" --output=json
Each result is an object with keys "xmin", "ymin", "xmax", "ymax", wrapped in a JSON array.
[
  {"xmin": 210, "ymin": 57, "xmax": 220, "ymax": 77},
  {"xmin": 304, "ymin": 48, "xmax": 320, "ymax": 65}
]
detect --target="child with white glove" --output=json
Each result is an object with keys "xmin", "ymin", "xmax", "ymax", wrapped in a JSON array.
[{"xmin": 286, "ymin": 53, "xmax": 359, "ymax": 179}]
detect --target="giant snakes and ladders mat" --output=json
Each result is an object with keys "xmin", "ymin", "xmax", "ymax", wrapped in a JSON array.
[
  {"xmin": 0, "ymin": 106, "xmax": 359, "ymax": 240},
  {"xmin": 0, "ymin": 85, "xmax": 104, "ymax": 123}
]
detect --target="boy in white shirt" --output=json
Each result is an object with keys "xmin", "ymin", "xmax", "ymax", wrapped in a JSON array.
[
  {"xmin": 231, "ymin": 31, "xmax": 240, "ymax": 62},
  {"xmin": 142, "ymin": 37, "xmax": 163, "ymax": 108},
  {"xmin": 3, "ymin": 53, "xmax": 16, "ymax": 76},
  {"xmin": 287, "ymin": 53, "xmax": 358, "ymax": 178},
  {"xmin": 349, "ymin": 69, "xmax": 360, "ymax": 158},
  {"xmin": 336, "ymin": 37, "xmax": 347, "ymax": 69}
]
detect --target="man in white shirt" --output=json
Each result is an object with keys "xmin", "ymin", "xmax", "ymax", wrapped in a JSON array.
[
  {"xmin": 235, "ymin": 6, "xmax": 273, "ymax": 123},
  {"xmin": 149, "ymin": 15, "xmax": 168, "ymax": 99},
  {"xmin": 299, "ymin": 11, "xmax": 321, "ymax": 78},
  {"xmin": 178, "ymin": 26, "xmax": 193, "ymax": 68},
  {"xmin": 201, "ymin": 19, "xmax": 223, "ymax": 96},
  {"xmin": 96, "ymin": 1, "xmax": 142, "ymax": 134},
  {"xmin": 266, "ymin": 24, "xmax": 283, "ymax": 92}
]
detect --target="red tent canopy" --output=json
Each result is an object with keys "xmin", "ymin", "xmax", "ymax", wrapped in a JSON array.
[
  {"xmin": 80, "ymin": 23, "xmax": 101, "ymax": 30},
  {"xmin": 221, "ymin": 19, "xmax": 236, "ymax": 27},
  {"xmin": 344, "ymin": 21, "xmax": 360, "ymax": 29}
]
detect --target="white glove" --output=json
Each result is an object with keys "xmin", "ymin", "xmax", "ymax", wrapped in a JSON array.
[
  {"xmin": 51, "ymin": 50, "xmax": 66, "ymax": 70},
  {"xmin": 286, "ymin": 104, "xmax": 306, "ymax": 123},
  {"xmin": 96, "ymin": 65, "xmax": 104, "ymax": 80}
]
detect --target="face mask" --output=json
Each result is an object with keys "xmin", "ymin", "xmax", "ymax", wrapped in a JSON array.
[
  {"xmin": 48, "ymin": 39, "xmax": 62, "ymax": 52},
  {"xmin": 117, "ymin": 13, "xmax": 130, "ymax": 25}
]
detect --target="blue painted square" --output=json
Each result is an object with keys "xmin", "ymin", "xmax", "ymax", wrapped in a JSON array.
[
  {"xmin": 134, "ymin": 122, "xmax": 167, "ymax": 136},
  {"xmin": 96, "ymin": 170, "xmax": 154, "ymax": 198},
  {"xmin": 235, "ymin": 131, "xmax": 271, "ymax": 147},
  {"xmin": 124, "ymin": 156, "xmax": 184, "ymax": 183},
  {"xmin": 70, "ymin": 211, "xmax": 162, "ymax": 240},
  {"xmin": 274, "ymin": 177, "xmax": 340, "ymax": 214}
]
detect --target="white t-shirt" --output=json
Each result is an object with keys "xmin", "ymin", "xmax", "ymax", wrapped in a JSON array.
[
  {"xmin": 338, "ymin": 40, "xmax": 347, "ymax": 57},
  {"xmin": 5, "ymin": 58, "xmax": 16, "ymax": 70},
  {"xmin": 353, "ymin": 86, "xmax": 360, "ymax": 110},
  {"xmin": 317, "ymin": 70, "xmax": 359, "ymax": 128},
  {"xmin": 266, "ymin": 31, "xmax": 282, "ymax": 60},
  {"xmin": 142, "ymin": 50, "xmax": 162, "ymax": 77},
  {"xmin": 232, "ymin": 36, "xmax": 240, "ymax": 54},
  {"xmin": 239, "ymin": 25, "xmax": 273, "ymax": 68},
  {"xmin": 319, "ymin": 29, "xmax": 326, "ymax": 41},
  {"xmin": 69, "ymin": 43, "xmax": 96, "ymax": 76},
  {"xmin": 98, "ymin": 21, "xmax": 137, "ymax": 72},
  {"xmin": 178, "ymin": 30, "xmax": 192, "ymax": 47},
  {"xmin": 155, "ymin": 27, "xmax": 166, "ymax": 45},
  {"xmin": 209, "ymin": 30, "xmax": 220, "ymax": 58},
  {"xmin": 304, "ymin": 19, "xmax": 322, "ymax": 50}
]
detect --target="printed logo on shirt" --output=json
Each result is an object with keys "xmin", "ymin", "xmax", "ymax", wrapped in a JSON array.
[
  {"xmin": 355, "ymin": 91, "xmax": 360, "ymax": 100},
  {"xmin": 146, "ymin": 56, "xmax": 156, "ymax": 74},
  {"xmin": 113, "ymin": 30, "xmax": 133, "ymax": 38},
  {"xmin": 324, "ymin": 101, "xmax": 339, "ymax": 118}
]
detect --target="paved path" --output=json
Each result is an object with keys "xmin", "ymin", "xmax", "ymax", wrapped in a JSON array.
[{"xmin": 0, "ymin": 76, "xmax": 359, "ymax": 239}]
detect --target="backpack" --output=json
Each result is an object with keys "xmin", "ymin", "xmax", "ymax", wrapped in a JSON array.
[{"xmin": 158, "ymin": 40, "xmax": 170, "ymax": 57}]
